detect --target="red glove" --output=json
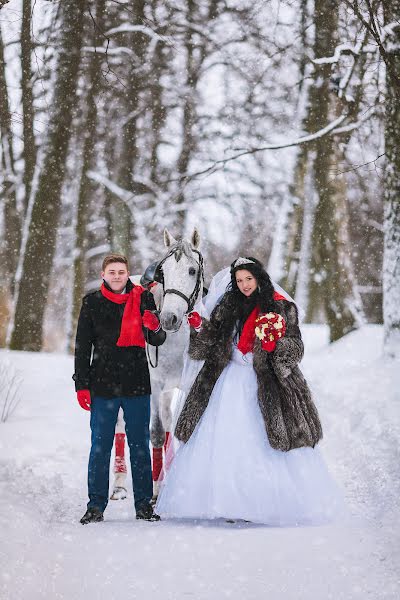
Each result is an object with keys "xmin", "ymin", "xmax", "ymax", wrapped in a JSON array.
[
  {"xmin": 187, "ymin": 311, "xmax": 202, "ymax": 330},
  {"xmin": 77, "ymin": 389, "xmax": 91, "ymax": 411},
  {"xmin": 261, "ymin": 338, "xmax": 278, "ymax": 352},
  {"xmin": 142, "ymin": 309, "xmax": 161, "ymax": 331}
]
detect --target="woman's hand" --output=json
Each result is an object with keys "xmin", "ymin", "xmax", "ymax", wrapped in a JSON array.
[
  {"xmin": 255, "ymin": 312, "xmax": 286, "ymax": 352},
  {"xmin": 187, "ymin": 311, "xmax": 202, "ymax": 331}
]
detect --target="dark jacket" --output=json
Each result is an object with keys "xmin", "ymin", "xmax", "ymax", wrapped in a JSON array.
[
  {"xmin": 175, "ymin": 293, "xmax": 323, "ymax": 451},
  {"xmin": 73, "ymin": 279, "xmax": 166, "ymax": 398}
]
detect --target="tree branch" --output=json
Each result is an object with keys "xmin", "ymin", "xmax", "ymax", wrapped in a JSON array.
[
  {"xmin": 343, "ymin": 0, "xmax": 400, "ymax": 89},
  {"xmin": 174, "ymin": 114, "xmax": 348, "ymax": 182}
]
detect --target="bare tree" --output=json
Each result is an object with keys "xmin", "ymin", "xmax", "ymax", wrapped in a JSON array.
[
  {"xmin": 381, "ymin": 0, "xmax": 400, "ymax": 357},
  {"xmin": 343, "ymin": 0, "xmax": 400, "ymax": 355},
  {"xmin": 21, "ymin": 0, "xmax": 36, "ymax": 214},
  {"xmin": 280, "ymin": 0, "xmax": 365, "ymax": 341},
  {"xmin": 70, "ymin": 0, "xmax": 107, "ymax": 350},
  {"xmin": 0, "ymin": 26, "xmax": 21, "ymax": 343},
  {"xmin": 9, "ymin": 1, "xmax": 86, "ymax": 351},
  {"xmin": 1, "ymin": 0, "xmax": 389, "ymax": 352}
]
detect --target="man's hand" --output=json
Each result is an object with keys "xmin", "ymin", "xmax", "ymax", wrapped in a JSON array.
[
  {"xmin": 187, "ymin": 311, "xmax": 202, "ymax": 330},
  {"xmin": 142, "ymin": 309, "xmax": 161, "ymax": 332},
  {"xmin": 77, "ymin": 389, "xmax": 91, "ymax": 411}
]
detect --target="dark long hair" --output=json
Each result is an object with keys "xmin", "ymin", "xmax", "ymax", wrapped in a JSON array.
[{"xmin": 224, "ymin": 257, "xmax": 278, "ymax": 339}]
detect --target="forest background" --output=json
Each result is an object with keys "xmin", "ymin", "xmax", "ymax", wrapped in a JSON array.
[{"xmin": 0, "ymin": 0, "xmax": 399, "ymax": 357}]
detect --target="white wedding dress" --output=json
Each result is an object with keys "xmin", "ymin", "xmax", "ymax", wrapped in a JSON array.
[{"xmin": 156, "ymin": 345, "xmax": 344, "ymax": 526}]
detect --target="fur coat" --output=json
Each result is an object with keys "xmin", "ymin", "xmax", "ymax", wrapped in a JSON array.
[{"xmin": 175, "ymin": 293, "xmax": 323, "ymax": 451}]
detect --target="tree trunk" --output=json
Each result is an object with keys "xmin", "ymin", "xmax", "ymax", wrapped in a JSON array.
[
  {"xmin": 382, "ymin": 0, "xmax": 400, "ymax": 357},
  {"xmin": 310, "ymin": 138, "xmax": 363, "ymax": 340},
  {"xmin": 174, "ymin": 0, "xmax": 220, "ymax": 231},
  {"xmin": 149, "ymin": 39, "xmax": 167, "ymax": 186},
  {"xmin": 282, "ymin": 146, "xmax": 308, "ymax": 295},
  {"xmin": 112, "ymin": 0, "xmax": 148, "ymax": 261},
  {"xmin": 9, "ymin": 0, "xmax": 85, "ymax": 351},
  {"xmin": 70, "ymin": 0, "xmax": 106, "ymax": 352},
  {"xmin": 0, "ymin": 26, "xmax": 21, "ymax": 343},
  {"xmin": 286, "ymin": 0, "xmax": 362, "ymax": 340},
  {"xmin": 174, "ymin": 0, "xmax": 199, "ymax": 231},
  {"xmin": 293, "ymin": 154, "xmax": 316, "ymax": 311},
  {"xmin": 21, "ymin": 0, "xmax": 36, "ymax": 214},
  {"xmin": 281, "ymin": 0, "xmax": 313, "ymax": 303}
]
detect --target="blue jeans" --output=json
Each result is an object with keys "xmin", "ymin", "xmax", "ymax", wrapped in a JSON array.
[{"xmin": 87, "ymin": 395, "xmax": 152, "ymax": 512}]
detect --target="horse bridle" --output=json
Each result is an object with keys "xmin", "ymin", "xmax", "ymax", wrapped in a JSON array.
[
  {"xmin": 144, "ymin": 244, "xmax": 204, "ymax": 369},
  {"xmin": 154, "ymin": 244, "xmax": 205, "ymax": 315}
]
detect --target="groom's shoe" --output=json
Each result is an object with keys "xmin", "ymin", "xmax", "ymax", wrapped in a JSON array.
[
  {"xmin": 80, "ymin": 507, "xmax": 104, "ymax": 524},
  {"xmin": 136, "ymin": 502, "xmax": 161, "ymax": 521}
]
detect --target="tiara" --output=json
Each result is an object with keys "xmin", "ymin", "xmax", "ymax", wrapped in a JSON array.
[{"xmin": 233, "ymin": 257, "xmax": 256, "ymax": 268}]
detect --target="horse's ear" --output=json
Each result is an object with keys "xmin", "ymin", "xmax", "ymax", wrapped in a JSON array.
[
  {"xmin": 164, "ymin": 228, "xmax": 177, "ymax": 248},
  {"xmin": 191, "ymin": 227, "xmax": 201, "ymax": 249}
]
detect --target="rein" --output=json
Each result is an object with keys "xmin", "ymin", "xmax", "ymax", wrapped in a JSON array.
[{"xmin": 145, "ymin": 328, "xmax": 159, "ymax": 368}]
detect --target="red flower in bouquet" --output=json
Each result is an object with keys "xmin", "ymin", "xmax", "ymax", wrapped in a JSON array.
[{"xmin": 254, "ymin": 312, "xmax": 286, "ymax": 352}]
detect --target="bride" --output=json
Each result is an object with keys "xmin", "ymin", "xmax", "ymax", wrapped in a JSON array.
[{"xmin": 156, "ymin": 257, "xmax": 343, "ymax": 525}]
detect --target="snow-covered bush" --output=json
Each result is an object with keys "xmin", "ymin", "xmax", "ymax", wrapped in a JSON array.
[{"xmin": 0, "ymin": 360, "xmax": 23, "ymax": 423}]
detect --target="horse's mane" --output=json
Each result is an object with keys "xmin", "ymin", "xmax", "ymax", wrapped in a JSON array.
[{"xmin": 167, "ymin": 239, "xmax": 196, "ymax": 262}]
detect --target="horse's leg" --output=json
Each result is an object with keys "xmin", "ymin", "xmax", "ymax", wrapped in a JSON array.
[
  {"xmin": 163, "ymin": 431, "xmax": 174, "ymax": 470},
  {"xmin": 150, "ymin": 380, "xmax": 165, "ymax": 448},
  {"xmin": 150, "ymin": 394, "xmax": 165, "ymax": 503},
  {"xmin": 161, "ymin": 388, "xmax": 177, "ymax": 471},
  {"xmin": 110, "ymin": 408, "xmax": 128, "ymax": 500},
  {"xmin": 150, "ymin": 388, "xmax": 176, "ymax": 502},
  {"xmin": 151, "ymin": 446, "xmax": 163, "ymax": 504},
  {"xmin": 150, "ymin": 382, "xmax": 166, "ymax": 503}
]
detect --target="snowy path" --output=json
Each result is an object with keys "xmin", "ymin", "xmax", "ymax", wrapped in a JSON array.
[{"xmin": 0, "ymin": 327, "xmax": 399, "ymax": 600}]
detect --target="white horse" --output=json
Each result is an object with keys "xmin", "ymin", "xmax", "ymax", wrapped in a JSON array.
[{"xmin": 110, "ymin": 228, "xmax": 204, "ymax": 501}]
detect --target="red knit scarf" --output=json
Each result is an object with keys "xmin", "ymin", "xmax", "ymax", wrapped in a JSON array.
[
  {"xmin": 237, "ymin": 291, "xmax": 287, "ymax": 355},
  {"xmin": 100, "ymin": 283, "xmax": 146, "ymax": 347}
]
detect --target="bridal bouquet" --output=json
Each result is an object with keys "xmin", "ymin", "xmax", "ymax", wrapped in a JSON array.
[{"xmin": 255, "ymin": 312, "xmax": 286, "ymax": 352}]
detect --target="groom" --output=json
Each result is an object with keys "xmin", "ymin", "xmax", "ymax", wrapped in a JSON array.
[{"xmin": 73, "ymin": 254, "xmax": 166, "ymax": 524}]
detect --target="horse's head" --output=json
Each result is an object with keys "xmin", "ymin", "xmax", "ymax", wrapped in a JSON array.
[{"xmin": 157, "ymin": 228, "xmax": 203, "ymax": 332}]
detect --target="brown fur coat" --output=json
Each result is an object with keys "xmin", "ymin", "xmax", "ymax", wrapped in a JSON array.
[{"xmin": 175, "ymin": 294, "xmax": 323, "ymax": 451}]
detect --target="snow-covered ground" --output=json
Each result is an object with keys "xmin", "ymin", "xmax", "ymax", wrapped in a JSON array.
[{"xmin": 0, "ymin": 325, "xmax": 399, "ymax": 600}]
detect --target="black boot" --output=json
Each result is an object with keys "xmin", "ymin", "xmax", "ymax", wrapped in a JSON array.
[
  {"xmin": 135, "ymin": 502, "xmax": 160, "ymax": 521},
  {"xmin": 80, "ymin": 507, "xmax": 104, "ymax": 525}
]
